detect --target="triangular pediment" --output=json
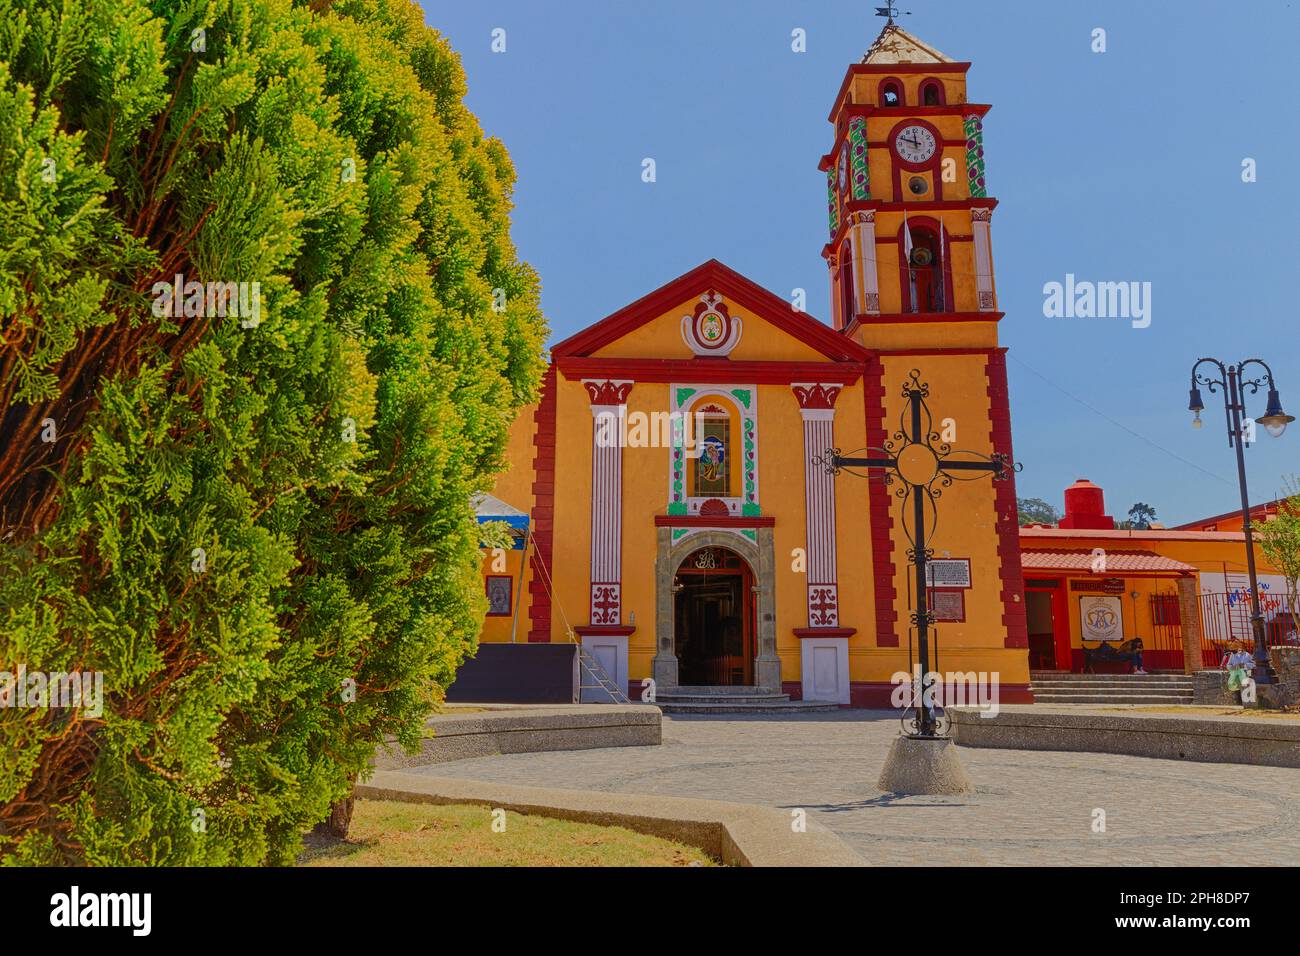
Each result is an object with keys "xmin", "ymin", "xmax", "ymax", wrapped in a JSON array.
[{"xmin": 550, "ymin": 260, "xmax": 868, "ymax": 364}]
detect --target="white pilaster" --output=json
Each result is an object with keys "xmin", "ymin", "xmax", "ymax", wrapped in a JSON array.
[
  {"xmin": 972, "ymin": 207, "xmax": 995, "ymax": 311},
  {"xmin": 791, "ymin": 384, "xmax": 842, "ymax": 628},
  {"xmin": 583, "ymin": 379, "xmax": 633, "ymax": 625},
  {"xmin": 851, "ymin": 211, "xmax": 880, "ymax": 315}
]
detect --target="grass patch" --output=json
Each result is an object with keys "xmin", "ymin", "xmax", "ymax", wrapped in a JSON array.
[{"xmin": 297, "ymin": 799, "xmax": 717, "ymax": 867}]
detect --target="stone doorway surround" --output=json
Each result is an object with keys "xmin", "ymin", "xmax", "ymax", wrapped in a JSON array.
[{"xmin": 653, "ymin": 527, "xmax": 780, "ymax": 693}]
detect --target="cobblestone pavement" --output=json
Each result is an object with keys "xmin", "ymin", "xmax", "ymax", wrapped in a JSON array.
[{"xmin": 408, "ymin": 710, "xmax": 1300, "ymax": 865}]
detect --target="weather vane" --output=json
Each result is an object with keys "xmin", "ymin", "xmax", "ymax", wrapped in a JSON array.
[{"xmin": 875, "ymin": 2, "xmax": 911, "ymax": 25}]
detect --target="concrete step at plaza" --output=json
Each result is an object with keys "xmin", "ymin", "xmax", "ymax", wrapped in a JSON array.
[
  {"xmin": 1031, "ymin": 694, "xmax": 1195, "ymax": 705},
  {"xmin": 656, "ymin": 700, "xmax": 844, "ymax": 714},
  {"xmin": 1030, "ymin": 670, "xmax": 1191, "ymax": 682},
  {"xmin": 1029, "ymin": 671, "xmax": 1194, "ymax": 706},
  {"xmin": 1031, "ymin": 680, "xmax": 1192, "ymax": 691},
  {"xmin": 655, "ymin": 686, "xmax": 842, "ymax": 714}
]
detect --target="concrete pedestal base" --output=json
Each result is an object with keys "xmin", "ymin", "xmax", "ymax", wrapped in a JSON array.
[{"xmin": 877, "ymin": 735, "xmax": 974, "ymax": 796}]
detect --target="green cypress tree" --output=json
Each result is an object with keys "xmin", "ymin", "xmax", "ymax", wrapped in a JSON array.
[{"xmin": 0, "ymin": 0, "xmax": 546, "ymax": 864}]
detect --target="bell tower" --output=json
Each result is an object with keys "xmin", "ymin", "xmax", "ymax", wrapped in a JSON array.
[
  {"xmin": 820, "ymin": 21, "xmax": 997, "ymax": 337},
  {"xmin": 819, "ymin": 20, "xmax": 1030, "ymax": 689}
]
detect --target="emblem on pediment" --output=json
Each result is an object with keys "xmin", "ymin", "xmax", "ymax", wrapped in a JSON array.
[{"xmin": 681, "ymin": 292, "xmax": 742, "ymax": 357}]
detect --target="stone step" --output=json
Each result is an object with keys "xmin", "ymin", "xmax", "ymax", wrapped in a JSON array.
[
  {"xmin": 1030, "ymin": 672, "xmax": 1192, "ymax": 682},
  {"xmin": 1033, "ymin": 687, "xmax": 1194, "ymax": 696},
  {"xmin": 656, "ymin": 694, "xmax": 791, "ymax": 705},
  {"xmin": 1031, "ymin": 681, "xmax": 1193, "ymax": 691},
  {"xmin": 1032, "ymin": 694, "xmax": 1194, "ymax": 705},
  {"xmin": 658, "ymin": 685, "xmax": 785, "ymax": 696},
  {"xmin": 657, "ymin": 700, "xmax": 843, "ymax": 715}
]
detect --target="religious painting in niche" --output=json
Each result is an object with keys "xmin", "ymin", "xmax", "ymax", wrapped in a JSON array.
[
  {"xmin": 692, "ymin": 406, "xmax": 730, "ymax": 498},
  {"xmin": 486, "ymin": 575, "xmax": 512, "ymax": 616}
]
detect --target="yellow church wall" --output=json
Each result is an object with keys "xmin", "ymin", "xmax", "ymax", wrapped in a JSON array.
[
  {"xmin": 477, "ymin": 546, "xmax": 527, "ymax": 643},
  {"xmin": 869, "ymin": 352, "xmax": 1026, "ymax": 686},
  {"xmin": 853, "ymin": 321, "xmax": 1000, "ymax": 352},
  {"xmin": 616, "ymin": 380, "xmax": 674, "ymax": 681},
  {"xmin": 487, "ymin": 402, "xmax": 538, "ymax": 512},
  {"xmin": 763, "ymin": 383, "xmax": 833, "ymax": 671},
  {"xmin": 476, "ymin": 404, "xmax": 538, "ymax": 644},
  {"xmin": 828, "ymin": 380, "xmax": 875, "ymax": 660},
  {"xmin": 538, "ymin": 367, "xmax": 896, "ymax": 688},
  {"xmin": 549, "ymin": 374, "xmax": 597, "ymax": 643}
]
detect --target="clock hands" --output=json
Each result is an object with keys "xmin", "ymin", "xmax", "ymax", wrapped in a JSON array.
[{"xmin": 899, "ymin": 128, "xmax": 931, "ymax": 157}]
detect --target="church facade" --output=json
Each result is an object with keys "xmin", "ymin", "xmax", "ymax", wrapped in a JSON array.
[{"xmin": 479, "ymin": 25, "xmax": 1032, "ymax": 706}]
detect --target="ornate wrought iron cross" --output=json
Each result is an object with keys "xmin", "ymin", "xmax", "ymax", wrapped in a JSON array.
[{"xmin": 816, "ymin": 369, "xmax": 1015, "ymax": 737}]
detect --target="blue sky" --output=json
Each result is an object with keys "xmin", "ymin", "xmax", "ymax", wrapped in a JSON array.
[{"xmin": 421, "ymin": 0, "xmax": 1299, "ymax": 525}]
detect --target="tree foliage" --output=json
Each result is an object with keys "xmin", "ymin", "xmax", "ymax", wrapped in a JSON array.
[
  {"xmin": 0, "ymin": 0, "xmax": 546, "ymax": 864},
  {"xmin": 1016, "ymin": 496, "xmax": 1060, "ymax": 527},
  {"xmin": 1116, "ymin": 501, "xmax": 1158, "ymax": 530},
  {"xmin": 1256, "ymin": 479, "xmax": 1300, "ymax": 635}
]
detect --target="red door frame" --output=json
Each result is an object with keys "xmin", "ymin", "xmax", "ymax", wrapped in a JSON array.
[{"xmin": 1025, "ymin": 577, "xmax": 1071, "ymax": 671}]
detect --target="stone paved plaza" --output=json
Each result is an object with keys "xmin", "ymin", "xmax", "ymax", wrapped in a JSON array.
[{"xmin": 410, "ymin": 710, "xmax": 1300, "ymax": 865}]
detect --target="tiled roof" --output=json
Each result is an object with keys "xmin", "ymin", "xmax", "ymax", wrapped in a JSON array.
[
  {"xmin": 1020, "ymin": 549, "xmax": 1196, "ymax": 574},
  {"xmin": 1020, "ymin": 526, "xmax": 1247, "ymax": 543}
]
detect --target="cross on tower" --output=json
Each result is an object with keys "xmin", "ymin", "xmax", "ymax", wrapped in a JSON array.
[{"xmin": 818, "ymin": 369, "xmax": 1013, "ymax": 737}]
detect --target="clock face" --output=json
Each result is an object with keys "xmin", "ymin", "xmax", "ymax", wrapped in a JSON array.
[{"xmin": 894, "ymin": 124, "xmax": 937, "ymax": 165}]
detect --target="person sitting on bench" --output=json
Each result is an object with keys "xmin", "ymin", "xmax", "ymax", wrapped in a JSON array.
[{"xmin": 1081, "ymin": 637, "xmax": 1146, "ymax": 674}]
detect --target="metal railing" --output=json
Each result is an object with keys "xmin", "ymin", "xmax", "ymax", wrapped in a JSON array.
[{"xmin": 1147, "ymin": 590, "xmax": 1298, "ymax": 669}]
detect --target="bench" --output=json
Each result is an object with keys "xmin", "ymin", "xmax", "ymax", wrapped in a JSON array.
[{"xmin": 1081, "ymin": 637, "xmax": 1144, "ymax": 674}]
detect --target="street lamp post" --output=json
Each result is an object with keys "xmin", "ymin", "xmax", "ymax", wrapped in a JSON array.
[{"xmin": 1188, "ymin": 358, "xmax": 1295, "ymax": 686}]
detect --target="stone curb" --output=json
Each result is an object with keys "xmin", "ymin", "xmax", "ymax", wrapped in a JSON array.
[
  {"xmin": 950, "ymin": 704, "xmax": 1300, "ymax": 768},
  {"xmin": 357, "ymin": 770, "xmax": 866, "ymax": 867},
  {"xmin": 374, "ymin": 704, "xmax": 662, "ymax": 770}
]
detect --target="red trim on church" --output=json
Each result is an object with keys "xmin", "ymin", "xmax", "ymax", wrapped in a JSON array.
[
  {"xmin": 847, "ymin": 311, "xmax": 1002, "ymax": 328},
  {"xmin": 654, "ymin": 514, "xmax": 776, "ymax": 528},
  {"xmin": 526, "ymin": 365, "xmax": 558, "ymax": 643},
  {"xmin": 574, "ymin": 624, "xmax": 636, "ymax": 637},
  {"xmin": 986, "ymin": 351, "xmax": 1029, "ymax": 650},
  {"xmin": 550, "ymin": 259, "xmax": 870, "ymax": 364},
  {"xmin": 556, "ymin": 356, "xmax": 866, "ymax": 386},
  {"xmin": 793, "ymin": 627, "xmax": 856, "ymax": 639},
  {"xmin": 864, "ymin": 356, "xmax": 900, "ymax": 648}
]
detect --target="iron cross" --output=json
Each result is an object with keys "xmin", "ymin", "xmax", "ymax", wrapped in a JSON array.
[{"xmin": 821, "ymin": 370, "xmax": 1011, "ymax": 736}]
